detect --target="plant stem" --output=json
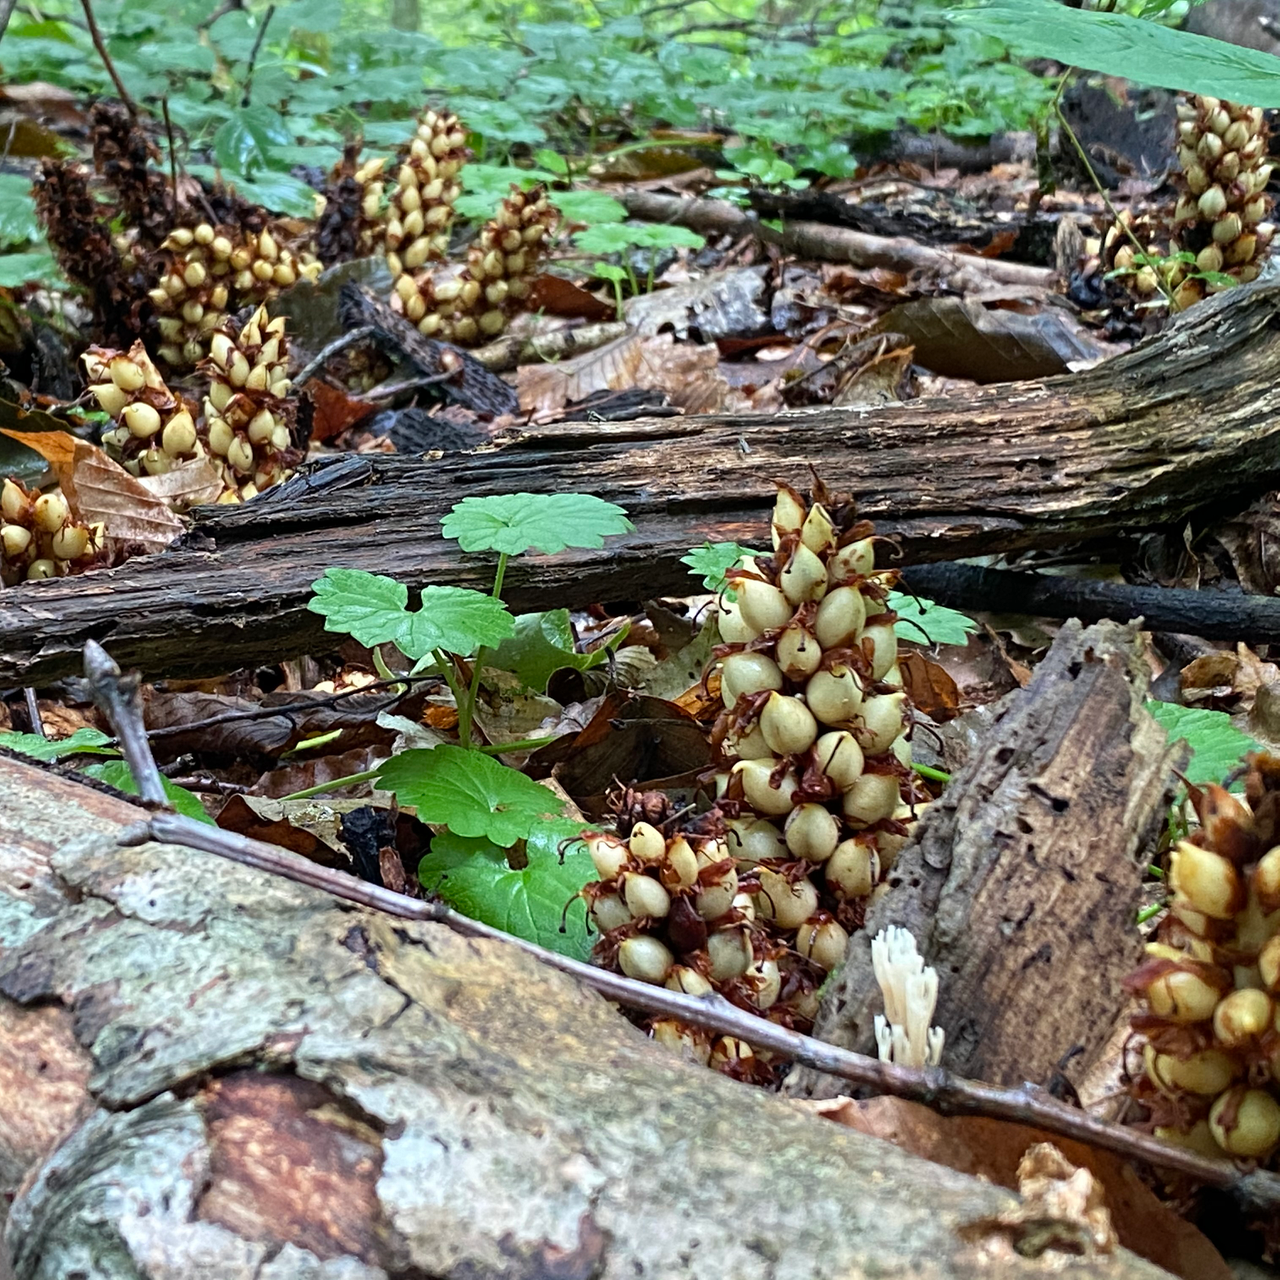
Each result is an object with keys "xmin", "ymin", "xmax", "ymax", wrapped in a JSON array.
[
  {"xmin": 458, "ymin": 550, "xmax": 511, "ymax": 749},
  {"xmin": 478, "ymin": 734, "xmax": 558, "ymax": 755},
  {"xmin": 912, "ymin": 762, "xmax": 951, "ymax": 783},
  {"xmin": 80, "ymin": 0, "xmax": 138, "ymax": 117},
  {"xmin": 1136, "ymin": 900, "xmax": 1167, "ymax": 926},
  {"xmin": 278, "ymin": 767, "xmax": 382, "ymax": 801}
]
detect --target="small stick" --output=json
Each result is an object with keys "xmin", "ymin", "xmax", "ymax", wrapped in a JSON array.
[
  {"xmin": 22, "ymin": 688, "xmax": 44, "ymax": 739},
  {"xmin": 0, "ymin": 0, "xmax": 20, "ymax": 46},
  {"xmin": 239, "ymin": 4, "xmax": 275, "ymax": 108},
  {"xmin": 82, "ymin": 640, "xmax": 166, "ymax": 805},
  {"xmin": 80, "ymin": 640, "xmax": 1280, "ymax": 1215},
  {"xmin": 293, "ymin": 326, "xmax": 379, "ymax": 387},
  {"xmin": 161, "ymin": 98, "xmax": 180, "ymax": 224},
  {"xmin": 79, "ymin": 0, "xmax": 138, "ymax": 119}
]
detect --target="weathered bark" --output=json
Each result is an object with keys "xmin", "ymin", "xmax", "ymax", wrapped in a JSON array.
[
  {"xmin": 0, "ymin": 751, "xmax": 1177, "ymax": 1280},
  {"xmin": 7, "ymin": 276, "xmax": 1280, "ymax": 685},
  {"xmin": 786, "ymin": 620, "xmax": 1182, "ymax": 1098}
]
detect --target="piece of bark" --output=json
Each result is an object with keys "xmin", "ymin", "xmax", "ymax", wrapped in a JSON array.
[
  {"xmin": 786, "ymin": 619, "xmax": 1182, "ymax": 1098},
  {"xmin": 0, "ymin": 752, "xmax": 1177, "ymax": 1280},
  {"xmin": 7, "ymin": 274, "xmax": 1280, "ymax": 686}
]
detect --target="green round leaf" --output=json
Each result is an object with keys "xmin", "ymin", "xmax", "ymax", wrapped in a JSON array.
[
  {"xmin": 309, "ymin": 569, "xmax": 514, "ymax": 660},
  {"xmin": 418, "ymin": 819, "xmax": 594, "ymax": 959},
  {"xmin": 489, "ymin": 609, "xmax": 611, "ymax": 693},
  {"xmin": 442, "ymin": 492, "xmax": 633, "ymax": 557},
  {"xmin": 887, "ymin": 592, "xmax": 977, "ymax": 647},
  {"xmin": 377, "ymin": 744, "xmax": 566, "ymax": 846},
  {"xmin": 1146, "ymin": 701, "xmax": 1262, "ymax": 789}
]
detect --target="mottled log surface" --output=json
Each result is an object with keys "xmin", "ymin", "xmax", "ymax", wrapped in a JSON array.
[
  {"xmin": 0, "ymin": 752, "xmax": 1176, "ymax": 1280},
  {"xmin": 787, "ymin": 620, "xmax": 1182, "ymax": 1098},
  {"xmin": 7, "ymin": 277, "xmax": 1280, "ymax": 685}
]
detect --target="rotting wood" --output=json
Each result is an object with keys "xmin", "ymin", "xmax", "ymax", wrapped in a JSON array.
[
  {"xmin": 786, "ymin": 619, "xmax": 1183, "ymax": 1098},
  {"xmin": 6, "ymin": 276, "xmax": 1280, "ymax": 684},
  {"xmin": 0, "ymin": 753, "xmax": 1178, "ymax": 1280}
]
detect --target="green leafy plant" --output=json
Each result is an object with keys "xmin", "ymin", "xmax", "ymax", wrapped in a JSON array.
[
  {"xmin": 307, "ymin": 491, "xmax": 633, "ymax": 956},
  {"xmin": 575, "ymin": 222, "xmax": 706, "ymax": 295},
  {"xmin": 0, "ymin": 726, "xmax": 213, "ymax": 823}
]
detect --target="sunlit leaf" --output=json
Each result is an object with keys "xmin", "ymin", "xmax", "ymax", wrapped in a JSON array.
[
  {"xmin": 418, "ymin": 819, "xmax": 593, "ymax": 958},
  {"xmin": 378, "ymin": 743, "xmax": 565, "ymax": 846},
  {"xmin": 309, "ymin": 568, "xmax": 514, "ymax": 660},
  {"xmin": 442, "ymin": 492, "xmax": 633, "ymax": 557}
]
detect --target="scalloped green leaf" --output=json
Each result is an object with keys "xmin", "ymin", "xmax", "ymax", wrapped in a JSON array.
[
  {"xmin": 0, "ymin": 726, "xmax": 115, "ymax": 760},
  {"xmin": 417, "ymin": 819, "xmax": 593, "ymax": 958},
  {"xmin": 888, "ymin": 592, "xmax": 977, "ymax": 647},
  {"xmin": 442, "ymin": 492, "xmax": 633, "ymax": 557},
  {"xmin": 81, "ymin": 760, "xmax": 215, "ymax": 826},
  {"xmin": 681, "ymin": 540, "xmax": 753, "ymax": 595},
  {"xmin": 308, "ymin": 569, "xmax": 514, "ymax": 659},
  {"xmin": 489, "ymin": 609, "xmax": 612, "ymax": 693},
  {"xmin": 1146, "ymin": 701, "xmax": 1262, "ymax": 788},
  {"xmin": 377, "ymin": 744, "xmax": 565, "ymax": 846}
]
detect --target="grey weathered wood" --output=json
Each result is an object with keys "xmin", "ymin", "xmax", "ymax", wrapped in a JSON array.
[
  {"xmin": 786, "ymin": 620, "xmax": 1183, "ymax": 1099},
  {"xmin": 0, "ymin": 753, "xmax": 1176, "ymax": 1280},
  {"xmin": 5, "ymin": 274, "xmax": 1280, "ymax": 686}
]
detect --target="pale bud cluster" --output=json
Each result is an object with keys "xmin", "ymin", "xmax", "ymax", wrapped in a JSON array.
[
  {"xmin": 0, "ymin": 477, "xmax": 98, "ymax": 586},
  {"xmin": 1127, "ymin": 758, "xmax": 1280, "ymax": 1163},
  {"xmin": 713, "ymin": 484, "xmax": 915, "ymax": 920},
  {"xmin": 83, "ymin": 341, "xmax": 202, "ymax": 478},
  {"xmin": 384, "ymin": 109, "xmax": 469, "ymax": 276},
  {"xmin": 391, "ymin": 184, "xmax": 557, "ymax": 345},
  {"xmin": 199, "ymin": 305, "xmax": 297, "ymax": 501},
  {"xmin": 1103, "ymin": 94, "xmax": 1274, "ymax": 307},
  {"xmin": 147, "ymin": 222, "xmax": 320, "ymax": 367},
  {"xmin": 582, "ymin": 485, "xmax": 918, "ymax": 1079}
]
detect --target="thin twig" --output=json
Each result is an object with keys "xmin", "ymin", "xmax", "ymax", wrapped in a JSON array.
[
  {"xmin": 239, "ymin": 4, "xmax": 275, "ymax": 108},
  {"xmin": 355, "ymin": 370, "xmax": 459, "ymax": 402},
  {"xmin": 293, "ymin": 326, "xmax": 379, "ymax": 387},
  {"xmin": 79, "ymin": 0, "xmax": 137, "ymax": 119},
  {"xmin": 80, "ymin": 640, "xmax": 1280, "ymax": 1215},
  {"xmin": 83, "ymin": 641, "xmax": 166, "ymax": 805},
  {"xmin": 161, "ymin": 98, "xmax": 180, "ymax": 224},
  {"xmin": 0, "ymin": 0, "xmax": 20, "ymax": 45},
  {"xmin": 21, "ymin": 689, "xmax": 44, "ymax": 739}
]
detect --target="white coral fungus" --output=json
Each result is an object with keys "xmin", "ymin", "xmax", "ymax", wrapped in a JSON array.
[{"xmin": 872, "ymin": 925, "xmax": 944, "ymax": 1068}]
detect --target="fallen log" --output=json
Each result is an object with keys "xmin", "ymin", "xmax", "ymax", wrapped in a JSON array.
[
  {"xmin": 785, "ymin": 619, "xmax": 1182, "ymax": 1097},
  {"xmin": 6, "ymin": 276, "xmax": 1280, "ymax": 685},
  {"xmin": 0, "ymin": 751, "xmax": 1177, "ymax": 1280}
]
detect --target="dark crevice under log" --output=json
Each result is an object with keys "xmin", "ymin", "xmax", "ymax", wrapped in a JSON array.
[{"xmin": 7, "ymin": 278, "xmax": 1280, "ymax": 684}]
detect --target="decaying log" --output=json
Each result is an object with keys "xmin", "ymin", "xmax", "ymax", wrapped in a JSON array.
[
  {"xmin": 8, "ymin": 277, "xmax": 1280, "ymax": 685},
  {"xmin": 0, "ymin": 753, "xmax": 1178, "ymax": 1280},
  {"xmin": 787, "ymin": 619, "xmax": 1182, "ymax": 1098}
]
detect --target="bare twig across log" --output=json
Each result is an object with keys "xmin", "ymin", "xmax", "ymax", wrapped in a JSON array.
[
  {"xmin": 619, "ymin": 188, "xmax": 1055, "ymax": 291},
  {"xmin": 7, "ymin": 277, "xmax": 1280, "ymax": 684},
  {"xmin": 0, "ymin": 750, "xmax": 1186, "ymax": 1279},
  {"xmin": 900, "ymin": 562, "xmax": 1280, "ymax": 643}
]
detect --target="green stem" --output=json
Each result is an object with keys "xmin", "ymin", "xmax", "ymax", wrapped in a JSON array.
[
  {"xmin": 478, "ymin": 734, "xmax": 559, "ymax": 755},
  {"xmin": 458, "ymin": 552, "xmax": 510, "ymax": 750},
  {"xmin": 491, "ymin": 551, "xmax": 509, "ymax": 601},
  {"xmin": 434, "ymin": 648, "xmax": 474, "ymax": 749},
  {"xmin": 1136, "ymin": 900, "xmax": 1167, "ymax": 926},
  {"xmin": 278, "ymin": 767, "xmax": 381, "ymax": 802},
  {"xmin": 912, "ymin": 762, "xmax": 951, "ymax": 784}
]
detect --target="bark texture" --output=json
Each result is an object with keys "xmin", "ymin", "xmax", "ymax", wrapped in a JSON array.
[
  {"xmin": 6, "ymin": 276, "xmax": 1280, "ymax": 684},
  {"xmin": 0, "ymin": 752, "xmax": 1177, "ymax": 1280},
  {"xmin": 787, "ymin": 620, "xmax": 1182, "ymax": 1098}
]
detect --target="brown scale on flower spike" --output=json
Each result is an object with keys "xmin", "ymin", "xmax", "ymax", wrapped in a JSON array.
[
  {"xmin": 315, "ymin": 141, "xmax": 389, "ymax": 266},
  {"xmin": 1127, "ymin": 752, "xmax": 1280, "ymax": 1172},
  {"xmin": 580, "ymin": 484, "xmax": 923, "ymax": 1079},
  {"xmin": 90, "ymin": 100, "xmax": 171, "ymax": 252}
]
